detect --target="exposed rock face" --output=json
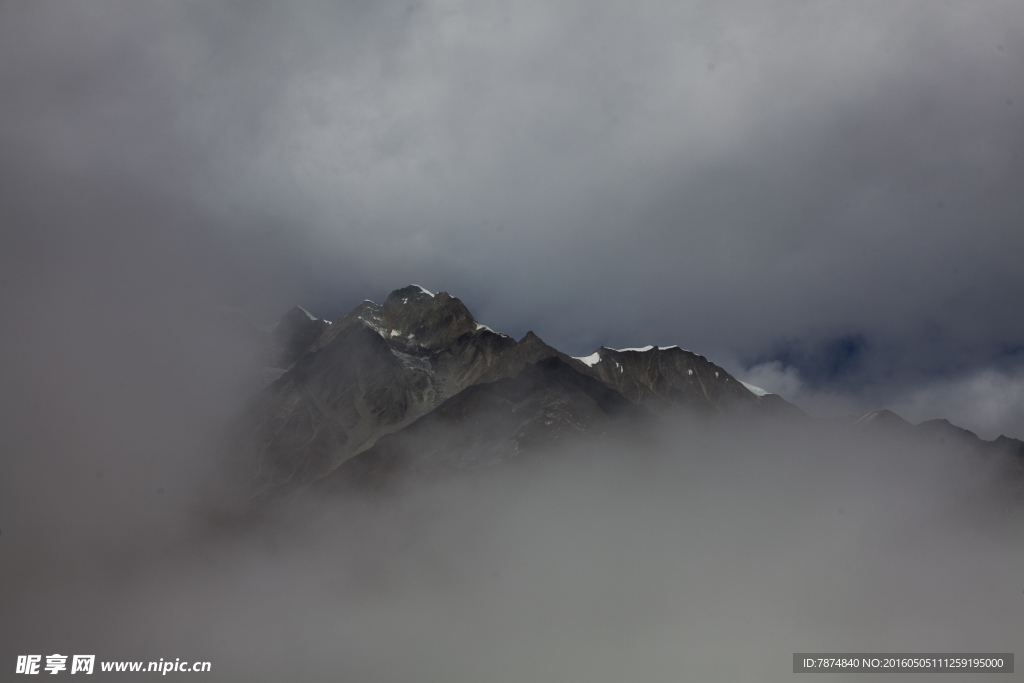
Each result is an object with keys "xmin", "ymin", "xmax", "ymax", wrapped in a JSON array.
[
  {"xmin": 326, "ymin": 357, "xmax": 649, "ymax": 491},
  {"xmin": 570, "ymin": 346, "xmax": 759, "ymax": 414},
  {"xmin": 249, "ymin": 323, "xmax": 435, "ymax": 490},
  {"xmin": 244, "ymin": 287, "xmax": 590, "ymax": 492},
  {"xmin": 379, "ymin": 285, "xmax": 478, "ymax": 349}
]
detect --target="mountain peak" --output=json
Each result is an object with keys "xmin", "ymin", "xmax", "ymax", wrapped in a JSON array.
[
  {"xmin": 518, "ymin": 330, "xmax": 544, "ymax": 345},
  {"xmin": 272, "ymin": 305, "xmax": 330, "ymax": 367},
  {"xmin": 385, "ymin": 284, "xmax": 436, "ymax": 305},
  {"xmin": 245, "ymin": 285, "xmax": 805, "ymax": 490},
  {"xmin": 380, "ymin": 286, "xmax": 477, "ymax": 348},
  {"xmin": 854, "ymin": 409, "xmax": 913, "ymax": 431}
]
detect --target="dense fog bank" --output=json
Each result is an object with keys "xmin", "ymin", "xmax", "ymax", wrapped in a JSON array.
[{"xmin": 4, "ymin": 415, "xmax": 1020, "ymax": 681}]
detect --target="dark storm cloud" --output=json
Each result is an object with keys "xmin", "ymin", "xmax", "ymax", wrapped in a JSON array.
[{"xmin": 1, "ymin": 3, "xmax": 1023, "ymax": 413}]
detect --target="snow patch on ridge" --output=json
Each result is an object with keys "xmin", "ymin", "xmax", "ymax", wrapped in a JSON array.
[
  {"xmin": 411, "ymin": 284, "xmax": 434, "ymax": 297},
  {"xmin": 297, "ymin": 306, "xmax": 318, "ymax": 321},
  {"xmin": 357, "ymin": 315, "xmax": 390, "ymax": 340},
  {"xmin": 575, "ymin": 352, "xmax": 601, "ymax": 367},
  {"xmin": 475, "ymin": 323, "xmax": 494, "ymax": 333},
  {"xmin": 615, "ymin": 345, "xmax": 654, "ymax": 353},
  {"xmin": 740, "ymin": 381, "xmax": 769, "ymax": 397}
]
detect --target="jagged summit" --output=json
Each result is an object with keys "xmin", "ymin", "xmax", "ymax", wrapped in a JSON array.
[
  {"xmin": 307, "ymin": 286, "xmax": 505, "ymax": 355},
  {"xmin": 407, "ymin": 284, "xmax": 434, "ymax": 297},
  {"xmin": 246, "ymin": 289, "xmax": 576, "ymax": 491},
  {"xmin": 239, "ymin": 285, "xmax": 1023, "ymax": 494},
  {"xmin": 243, "ymin": 286, "xmax": 804, "ymax": 492},
  {"xmin": 380, "ymin": 286, "xmax": 479, "ymax": 348}
]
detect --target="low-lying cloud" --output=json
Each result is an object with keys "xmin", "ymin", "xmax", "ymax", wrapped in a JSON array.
[
  {"xmin": 740, "ymin": 359, "xmax": 1024, "ymax": 440},
  {"xmin": 3, "ymin": 416, "xmax": 1021, "ymax": 681},
  {"xmin": 894, "ymin": 368, "xmax": 1024, "ymax": 441}
]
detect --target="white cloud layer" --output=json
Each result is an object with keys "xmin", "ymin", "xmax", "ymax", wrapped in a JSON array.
[
  {"xmin": 742, "ymin": 360, "xmax": 1024, "ymax": 440},
  {"xmin": 894, "ymin": 368, "xmax": 1024, "ymax": 441}
]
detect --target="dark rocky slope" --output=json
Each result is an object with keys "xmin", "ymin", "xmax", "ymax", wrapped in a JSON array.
[
  {"xmin": 244, "ymin": 286, "xmax": 591, "ymax": 491},
  {"xmin": 325, "ymin": 357, "xmax": 651, "ymax": 491}
]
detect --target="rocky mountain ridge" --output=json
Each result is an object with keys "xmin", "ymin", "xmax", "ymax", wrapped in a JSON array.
[
  {"xmin": 243, "ymin": 285, "xmax": 793, "ymax": 492},
  {"xmin": 242, "ymin": 285, "xmax": 1023, "ymax": 494}
]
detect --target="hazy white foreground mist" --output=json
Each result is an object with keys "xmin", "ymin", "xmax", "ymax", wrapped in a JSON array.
[{"xmin": 3, "ymin": 413, "xmax": 1021, "ymax": 682}]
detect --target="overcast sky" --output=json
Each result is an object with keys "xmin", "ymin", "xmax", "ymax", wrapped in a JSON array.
[{"xmin": 2, "ymin": 1, "xmax": 1023, "ymax": 438}]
